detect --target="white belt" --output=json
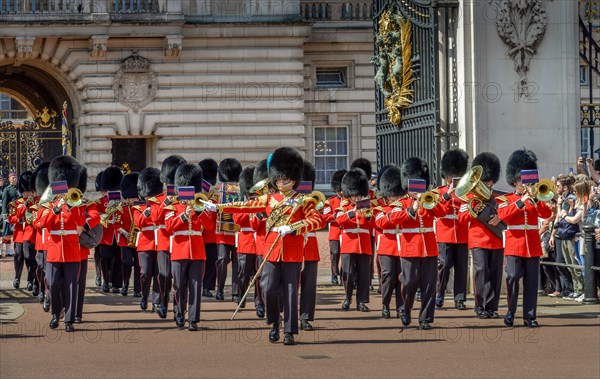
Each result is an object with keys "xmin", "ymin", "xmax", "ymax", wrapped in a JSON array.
[
  {"xmin": 506, "ymin": 224, "xmax": 538, "ymax": 231},
  {"xmin": 141, "ymin": 226, "xmax": 159, "ymax": 232},
  {"xmin": 172, "ymin": 230, "xmax": 203, "ymax": 236},
  {"xmin": 401, "ymin": 227, "xmax": 434, "ymax": 234},
  {"xmin": 239, "ymin": 227, "xmax": 254, "ymax": 232},
  {"xmin": 343, "ymin": 228, "xmax": 370, "ymax": 234},
  {"xmin": 382, "ymin": 229, "xmax": 401, "ymax": 235},
  {"xmin": 305, "ymin": 232, "xmax": 316, "ymax": 238},
  {"xmin": 157, "ymin": 225, "xmax": 166, "ymax": 229},
  {"xmin": 441, "ymin": 215, "xmax": 458, "ymax": 220},
  {"xmin": 50, "ymin": 230, "xmax": 78, "ymax": 236}
]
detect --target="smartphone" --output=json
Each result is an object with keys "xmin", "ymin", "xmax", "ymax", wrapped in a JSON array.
[
  {"xmin": 452, "ymin": 177, "xmax": 461, "ymax": 187},
  {"xmin": 569, "ymin": 167, "xmax": 574, "ymax": 175}
]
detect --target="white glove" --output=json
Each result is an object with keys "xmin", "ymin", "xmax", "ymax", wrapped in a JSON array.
[
  {"xmin": 278, "ymin": 225, "xmax": 293, "ymax": 236},
  {"xmin": 200, "ymin": 200, "xmax": 217, "ymax": 212}
]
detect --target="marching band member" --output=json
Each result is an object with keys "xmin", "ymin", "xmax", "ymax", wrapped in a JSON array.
[
  {"xmin": 435, "ymin": 149, "xmax": 470, "ymax": 310},
  {"xmin": 457, "ymin": 152, "xmax": 505, "ymax": 319},
  {"xmin": 93, "ymin": 170, "xmax": 104, "ymax": 287},
  {"xmin": 7, "ymin": 172, "xmax": 34, "ymax": 290},
  {"xmin": 116, "ymin": 173, "xmax": 142, "ymax": 297},
  {"xmin": 497, "ymin": 149, "xmax": 552, "ymax": 327},
  {"xmin": 336, "ymin": 169, "xmax": 374, "ymax": 312},
  {"xmin": 199, "ymin": 158, "xmax": 219, "ymax": 298},
  {"xmin": 165, "ymin": 164, "xmax": 215, "ymax": 331},
  {"xmin": 32, "ymin": 162, "xmax": 50, "ymax": 310},
  {"xmin": 322, "ymin": 169, "xmax": 346, "ymax": 285}
]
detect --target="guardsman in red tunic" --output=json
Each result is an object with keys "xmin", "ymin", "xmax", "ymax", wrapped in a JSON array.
[
  {"xmin": 39, "ymin": 155, "xmax": 87, "ymax": 332},
  {"xmin": 214, "ymin": 158, "xmax": 242, "ymax": 301},
  {"xmin": 335, "ymin": 169, "xmax": 374, "ymax": 312},
  {"xmin": 199, "ymin": 158, "xmax": 219, "ymax": 297},
  {"xmin": 115, "ymin": 173, "xmax": 142, "ymax": 297},
  {"xmin": 134, "ymin": 167, "xmax": 163, "ymax": 312},
  {"xmin": 435, "ymin": 149, "xmax": 470, "ymax": 310},
  {"xmin": 209, "ymin": 147, "xmax": 324, "ymax": 346},
  {"xmin": 497, "ymin": 149, "xmax": 552, "ymax": 328},
  {"xmin": 165, "ymin": 164, "xmax": 215, "ymax": 331},
  {"xmin": 374, "ymin": 166, "xmax": 405, "ymax": 318},
  {"xmin": 97, "ymin": 166, "xmax": 124, "ymax": 293},
  {"xmin": 457, "ymin": 152, "xmax": 505, "ymax": 319},
  {"xmin": 321, "ymin": 169, "xmax": 346, "ymax": 285},
  {"xmin": 152, "ymin": 155, "xmax": 187, "ymax": 318},
  {"xmin": 7, "ymin": 172, "xmax": 33, "ymax": 290},
  {"xmin": 32, "ymin": 162, "xmax": 50, "ymax": 308},
  {"xmin": 92, "ymin": 170, "xmax": 104, "ymax": 287}
]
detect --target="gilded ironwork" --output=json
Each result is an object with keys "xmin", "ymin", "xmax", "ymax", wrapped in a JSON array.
[
  {"xmin": 371, "ymin": 3, "xmax": 414, "ymax": 125},
  {"xmin": 34, "ymin": 107, "xmax": 58, "ymax": 129}
]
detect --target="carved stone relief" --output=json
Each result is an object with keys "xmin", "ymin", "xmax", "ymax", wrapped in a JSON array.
[{"xmin": 113, "ymin": 52, "xmax": 157, "ymax": 111}]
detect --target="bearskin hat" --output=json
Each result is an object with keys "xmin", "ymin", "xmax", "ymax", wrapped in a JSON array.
[
  {"xmin": 33, "ymin": 162, "xmax": 50, "ymax": 195},
  {"xmin": 506, "ymin": 148, "xmax": 538, "ymax": 187},
  {"xmin": 218, "ymin": 158, "xmax": 242, "ymax": 183},
  {"xmin": 268, "ymin": 147, "xmax": 304, "ymax": 190},
  {"xmin": 138, "ymin": 167, "xmax": 163, "ymax": 199},
  {"xmin": 160, "ymin": 155, "xmax": 187, "ymax": 185},
  {"xmin": 441, "ymin": 149, "xmax": 469, "ymax": 179},
  {"xmin": 379, "ymin": 165, "xmax": 406, "ymax": 198},
  {"xmin": 18, "ymin": 171, "xmax": 34, "ymax": 193},
  {"xmin": 95, "ymin": 170, "xmax": 103, "ymax": 192},
  {"xmin": 238, "ymin": 166, "xmax": 256, "ymax": 198},
  {"xmin": 77, "ymin": 167, "xmax": 88, "ymax": 193},
  {"xmin": 330, "ymin": 169, "xmax": 347, "ymax": 193},
  {"xmin": 302, "ymin": 160, "xmax": 316, "ymax": 190},
  {"xmin": 121, "ymin": 173, "xmax": 139, "ymax": 199},
  {"xmin": 101, "ymin": 165, "xmax": 123, "ymax": 192},
  {"xmin": 401, "ymin": 157, "xmax": 430, "ymax": 189},
  {"xmin": 472, "ymin": 152, "xmax": 501, "ymax": 184},
  {"xmin": 341, "ymin": 169, "xmax": 369, "ymax": 198},
  {"xmin": 253, "ymin": 159, "xmax": 269, "ymax": 184},
  {"xmin": 376, "ymin": 164, "xmax": 395, "ymax": 190},
  {"xmin": 175, "ymin": 164, "xmax": 204, "ymax": 193},
  {"xmin": 199, "ymin": 158, "xmax": 218, "ymax": 186},
  {"xmin": 351, "ymin": 157, "xmax": 373, "ymax": 179},
  {"xmin": 48, "ymin": 155, "xmax": 82, "ymax": 189}
]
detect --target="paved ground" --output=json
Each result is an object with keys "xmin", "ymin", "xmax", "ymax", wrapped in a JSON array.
[{"xmin": 1, "ymin": 234, "xmax": 599, "ymax": 378}]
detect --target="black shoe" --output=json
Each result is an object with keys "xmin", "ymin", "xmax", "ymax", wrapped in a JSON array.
[
  {"xmin": 32, "ymin": 285, "xmax": 39, "ymax": 297},
  {"xmin": 188, "ymin": 322, "xmax": 199, "ymax": 331},
  {"xmin": 26, "ymin": 281, "xmax": 33, "ymax": 291},
  {"xmin": 401, "ymin": 311, "xmax": 411, "ymax": 326},
  {"xmin": 455, "ymin": 301, "xmax": 467, "ymax": 310},
  {"xmin": 95, "ymin": 276, "xmax": 101, "ymax": 286},
  {"xmin": 42, "ymin": 297, "xmax": 50, "ymax": 313},
  {"xmin": 256, "ymin": 304, "xmax": 265, "ymax": 319},
  {"xmin": 341, "ymin": 298, "xmax": 351, "ymax": 311},
  {"xmin": 377, "ymin": 287, "xmax": 381, "ymax": 295},
  {"xmin": 369, "ymin": 285, "xmax": 374, "ymax": 291},
  {"xmin": 65, "ymin": 322, "xmax": 74, "ymax": 332},
  {"xmin": 49, "ymin": 315, "xmax": 59, "ymax": 329},
  {"xmin": 523, "ymin": 319, "xmax": 539, "ymax": 328},
  {"xmin": 75, "ymin": 317, "xmax": 82, "ymax": 323},
  {"xmin": 357, "ymin": 303, "xmax": 370, "ymax": 312},
  {"xmin": 215, "ymin": 292, "xmax": 224, "ymax": 301},
  {"xmin": 488, "ymin": 311, "xmax": 499, "ymax": 319},
  {"xmin": 300, "ymin": 320, "xmax": 313, "ymax": 331},
  {"xmin": 112, "ymin": 287, "xmax": 120, "ymax": 294},
  {"xmin": 102, "ymin": 283, "xmax": 109, "ymax": 293},
  {"xmin": 283, "ymin": 333, "xmax": 295, "ymax": 345},
  {"xmin": 140, "ymin": 298, "xmax": 148, "ymax": 310},
  {"xmin": 382, "ymin": 305, "xmax": 391, "ymax": 318},
  {"xmin": 435, "ymin": 296, "xmax": 444, "ymax": 309},
  {"xmin": 476, "ymin": 307, "xmax": 489, "ymax": 319},
  {"xmin": 121, "ymin": 287, "xmax": 128, "ymax": 296},
  {"xmin": 268, "ymin": 325, "xmax": 280, "ymax": 343},
  {"xmin": 202, "ymin": 289, "xmax": 213, "ymax": 298},
  {"xmin": 232, "ymin": 295, "xmax": 239, "ymax": 303},
  {"xmin": 12, "ymin": 278, "xmax": 20, "ymax": 289},
  {"xmin": 151, "ymin": 303, "xmax": 159, "ymax": 313},
  {"xmin": 331, "ymin": 276, "xmax": 338, "ymax": 285},
  {"xmin": 175, "ymin": 312, "xmax": 185, "ymax": 328},
  {"xmin": 133, "ymin": 291, "xmax": 142, "ymax": 298},
  {"xmin": 504, "ymin": 311, "xmax": 514, "ymax": 327},
  {"xmin": 237, "ymin": 298, "xmax": 246, "ymax": 308},
  {"xmin": 157, "ymin": 305, "xmax": 167, "ymax": 319},
  {"xmin": 37, "ymin": 292, "xmax": 44, "ymax": 303},
  {"xmin": 419, "ymin": 320, "xmax": 432, "ymax": 330}
]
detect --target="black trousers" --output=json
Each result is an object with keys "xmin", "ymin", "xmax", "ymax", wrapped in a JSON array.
[
  {"xmin": 436, "ymin": 242, "xmax": 469, "ymax": 302},
  {"xmin": 157, "ymin": 250, "xmax": 173, "ymax": 310},
  {"xmin": 254, "ymin": 255, "xmax": 265, "ymax": 307},
  {"xmin": 46, "ymin": 261, "xmax": 79, "ymax": 323},
  {"xmin": 261, "ymin": 261, "xmax": 301, "ymax": 334},
  {"xmin": 237, "ymin": 253, "xmax": 257, "ymax": 302},
  {"xmin": 505, "ymin": 256, "xmax": 539, "ymax": 320},
  {"xmin": 554, "ymin": 238, "xmax": 574, "ymax": 295},
  {"xmin": 379, "ymin": 255, "xmax": 402, "ymax": 310},
  {"xmin": 341, "ymin": 254, "xmax": 370, "ymax": 304},
  {"xmin": 203, "ymin": 243, "xmax": 218, "ymax": 291},
  {"xmin": 121, "ymin": 246, "xmax": 140, "ymax": 292},
  {"xmin": 13, "ymin": 242, "xmax": 24, "ymax": 281},
  {"xmin": 23, "ymin": 241, "xmax": 38, "ymax": 285},
  {"xmin": 99, "ymin": 242, "xmax": 122, "ymax": 289},
  {"xmin": 329, "ymin": 240, "xmax": 340, "ymax": 276},
  {"xmin": 35, "ymin": 250, "xmax": 47, "ymax": 297},
  {"xmin": 139, "ymin": 251, "xmax": 160, "ymax": 305},
  {"xmin": 400, "ymin": 256, "xmax": 437, "ymax": 323},
  {"xmin": 300, "ymin": 261, "xmax": 318, "ymax": 321},
  {"xmin": 94, "ymin": 249, "xmax": 101, "ymax": 281},
  {"xmin": 172, "ymin": 260, "xmax": 205, "ymax": 323},
  {"xmin": 76, "ymin": 259, "xmax": 88, "ymax": 318},
  {"xmin": 216, "ymin": 243, "xmax": 238, "ymax": 296},
  {"xmin": 472, "ymin": 248, "xmax": 504, "ymax": 312}
]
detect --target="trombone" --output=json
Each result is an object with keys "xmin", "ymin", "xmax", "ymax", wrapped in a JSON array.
[
  {"xmin": 418, "ymin": 191, "xmax": 439, "ymax": 210},
  {"xmin": 528, "ymin": 178, "xmax": 556, "ymax": 202}
]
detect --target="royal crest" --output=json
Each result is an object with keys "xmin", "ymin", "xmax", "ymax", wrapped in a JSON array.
[
  {"xmin": 113, "ymin": 52, "xmax": 157, "ymax": 111},
  {"xmin": 34, "ymin": 107, "xmax": 58, "ymax": 129}
]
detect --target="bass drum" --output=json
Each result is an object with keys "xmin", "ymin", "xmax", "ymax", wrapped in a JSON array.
[{"xmin": 79, "ymin": 224, "xmax": 104, "ymax": 249}]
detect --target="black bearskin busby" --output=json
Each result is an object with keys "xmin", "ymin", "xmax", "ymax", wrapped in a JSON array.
[
  {"xmin": 330, "ymin": 169, "xmax": 347, "ymax": 194},
  {"xmin": 175, "ymin": 164, "xmax": 204, "ymax": 193},
  {"xmin": 199, "ymin": 158, "xmax": 218, "ymax": 186},
  {"xmin": 253, "ymin": 159, "xmax": 269, "ymax": 184},
  {"xmin": 161, "ymin": 155, "xmax": 187, "ymax": 185},
  {"xmin": 33, "ymin": 162, "xmax": 50, "ymax": 195},
  {"xmin": 77, "ymin": 167, "xmax": 88, "ymax": 193},
  {"xmin": 401, "ymin": 157, "xmax": 430, "ymax": 189},
  {"xmin": 218, "ymin": 158, "xmax": 242, "ymax": 183},
  {"xmin": 48, "ymin": 155, "xmax": 82, "ymax": 188},
  {"xmin": 95, "ymin": 170, "xmax": 103, "ymax": 192},
  {"xmin": 18, "ymin": 171, "xmax": 34, "ymax": 193},
  {"xmin": 121, "ymin": 173, "xmax": 140, "ymax": 199},
  {"xmin": 101, "ymin": 165, "xmax": 123, "ymax": 192},
  {"xmin": 376, "ymin": 164, "xmax": 395, "ymax": 190},
  {"xmin": 506, "ymin": 148, "xmax": 538, "ymax": 187},
  {"xmin": 341, "ymin": 169, "xmax": 369, "ymax": 198},
  {"xmin": 238, "ymin": 166, "xmax": 256, "ymax": 199},
  {"xmin": 351, "ymin": 157, "xmax": 373, "ymax": 179},
  {"xmin": 379, "ymin": 165, "xmax": 406, "ymax": 198},
  {"xmin": 138, "ymin": 167, "xmax": 163, "ymax": 199},
  {"xmin": 302, "ymin": 160, "xmax": 316, "ymax": 191},
  {"xmin": 268, "ymin": 147, "xmax": 304, "ymax": 190},
  {"xmin": 440, "ymin": 149, "xmax": 469, "ymax": 179},
  {"xmin": 472, "ymin": 152, "xmax": 501, "ymax": 184}
]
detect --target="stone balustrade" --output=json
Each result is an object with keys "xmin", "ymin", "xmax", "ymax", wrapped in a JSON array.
[
  {"xmin": 300, "ymin": 1, "xmax": 372, "ymax": 21},
  {"xmin": 0, "ymin": 0, "xmax": 178, "ymax": 15}
]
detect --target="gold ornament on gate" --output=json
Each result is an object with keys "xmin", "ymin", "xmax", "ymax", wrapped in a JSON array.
[{"xmin": 35, "ymin": 107, "xmax": 58, "ymax": 129}]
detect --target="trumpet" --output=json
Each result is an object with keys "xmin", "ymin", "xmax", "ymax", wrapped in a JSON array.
[
  {"xmin": 190, "ymin": 193, "xmax": 209, "ymax": 212},
  {"xmin": 65, "ymin": 188, "xmax": 83, "ymax": 207},
  {"xmin": 419, "ymin": 191, "xmax": 439, "ymax": 210},
  {"xmin": 530, "ymin": 178, "xmax": 556, "ymax": 202}
]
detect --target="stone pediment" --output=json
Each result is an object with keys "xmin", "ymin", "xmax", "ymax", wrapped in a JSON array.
[{"xmin": 113, "ymin": 53, "xmax": 157, "ymax": 111}]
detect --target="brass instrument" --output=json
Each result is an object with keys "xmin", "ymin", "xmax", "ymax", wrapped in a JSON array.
[
  {"xmin": 303, "ymin": 190, "xmax": 326, "ymax": 210},
  {"xmin": 249, "ymin": 178, "xmax": 270, "ymax": 196},
  {"xmin": 101, "ymin": 201, "xmax": 123, "ymax": 228},
  {"xmin": 128, "ymin": 226, "xmax": 141, "ymax": 248},
  {"xmin": 455, "ymin": 165, "xmax": 492, "ymax": 217},
  {"xmin": 419, "ymin": 191, "xmax": 439, "ymax": 210},
  {"xmin": 531, "ymin": 178, "xmax": 556, "ymax": 202},
  {"xmin": 192, "ymin": 193, "xmax": 208, "ymax": 212},
  {"xmin": 38, "ymin": 186, "xmax": 54, "ymax": 204},
  {"xmin": 65, "ymin": 188, "xmax": 83, "ymax": 207}
]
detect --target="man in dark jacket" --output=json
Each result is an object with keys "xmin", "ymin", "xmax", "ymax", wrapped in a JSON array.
[{"xmin": 1, "ymin": 172, "xmax": 18, "ymax": 256}]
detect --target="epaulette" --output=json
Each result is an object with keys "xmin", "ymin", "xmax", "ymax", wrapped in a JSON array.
[
  {"xmin": 431, "ymin": 188, "xmax": 442, "ymax": 195},
  {"xmin": 41, "ymin": 209, "xmax": 50, "ymax": 217},
  {"xmin": 496, "ymin": 195, "xmax": 507, "ymax": 203},
  {"xmin": 340, "ymin": 199, "xmax": 350, "ymax": 207},
  {"xmin": 147, "ymin": 197, "xmax": 159, "ymax": 204},
  {"xmin": 132, "ymin": 205, "xmax": 144, "ymax": 212},
  {"xmin": 86, "ymin": 199, "xmax": 100, "ymax": 206}
]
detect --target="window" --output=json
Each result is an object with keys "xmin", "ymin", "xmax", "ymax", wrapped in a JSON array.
[
  {"xmin": 314, "ymin": 127, "xmax": 348, "ymax": 185},
  {"xmin": 316, "ymin": 67, "xmax": 347, "ymax": 88}
]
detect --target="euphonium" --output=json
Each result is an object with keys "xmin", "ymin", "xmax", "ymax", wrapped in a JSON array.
[
  {"xmin": 419, "ymin": 191, "xmax": 439, "ymax": 210},
  {"xmin": 455, "ymin": 165, "xmax": 493, "ymax": 217},
  {"xmin": 531, "ymin": 178, "xmax": 556, "ymax": 202},
  {"xmin": 65, "ymin": 188, "xmax": 83, "ymax": 207}
]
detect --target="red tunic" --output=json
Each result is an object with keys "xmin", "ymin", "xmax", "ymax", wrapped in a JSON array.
[
  {"xmin": 164, "ymin": 203, "xmax": 215, "ymax": 260},
  {"xmin": 435, "ymin": 186, "xmax": 468, "ymax": 244},
  {"xmin": 115, "ymin": 204, "xmax": 135, "ymax": 248},
  {"xmin": 233, "ymin": 213, "xmax": 257, "ymax": 254},
  {"xmin": 80, "ymin": 200, "xmax": 101, "ymax": 260},
  {"xmin": 496, "ymin": 193, "xmax": 552, "ymax": 258},
  {"xmin": 250, "ymin": 214, "xmax": 266, "ymax": 256},
  {"xmin": 322, "ymin": 196, "xmax": 342, "ymax": 241},
  {"xmin": 335, "ymin": 201, "xmax": 374, "ymax": 255},
  {"xmin": 304, "ymin": 233, "xmax": 320, "ymax": 261},
  {"xmin": 373, "ymin": 201, "xmax": 403, "ymax": 257},
  {"xmin": 132, "ymin": 202, "xmax": 157, "ymax": 252},
  {"xmin": 38, "ymin": 202, "xmax": 86, "ymax": 263},
  {"xmin": 98, "ymin": 196, "xmax": 119, "ymax": 245},
  {"xmin": 7, "ymin": 199, "xmax": 26, "ymax": 243},
  {"xmin": 33, "ymin": 204, "xmax": 48, "ymax": 251},
  {"xmin": 149, "ymin": 193, "xmax": 172, "ymax": 252},
  {"xmin": 457, "ymin": 193, "xmax": 504, "ymax": 250}
]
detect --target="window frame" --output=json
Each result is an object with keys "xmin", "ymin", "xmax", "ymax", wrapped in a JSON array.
[{"xmin": 313, "ymin": 126, "xmax": 349, "ymax": 188}]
